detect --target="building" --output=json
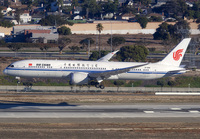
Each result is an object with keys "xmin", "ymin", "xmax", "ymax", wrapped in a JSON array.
[
  {"xmin": 25, "ymin": 29, "xmax": 58, "ymax": 43},
  {"xmin": 19, "ymin": 10, "xmax": 32, "ymax": 23},
  {"xmin": 11, "ymin": 25, "xmax": 58, "ymax": 43},
  {"xmin": 63, "ymin": 0, "xmax": 72, "ymax": 6},
  {"xmin": 1, "ymin": 7, "xmax": 13, "ymax": 15}
]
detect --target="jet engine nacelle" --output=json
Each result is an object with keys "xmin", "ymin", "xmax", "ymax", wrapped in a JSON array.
[{"xmin": 70, "ymin": 72, "xmax": 89, "ymax": 85}]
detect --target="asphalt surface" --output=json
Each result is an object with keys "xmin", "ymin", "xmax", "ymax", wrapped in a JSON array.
[
  {"xmin": 0, "ymin": 52, "xmax": 89, "ymax": 59},
  {"xmin": 0, "ymin": 103, "xmax": 200, "ymax": 123}
]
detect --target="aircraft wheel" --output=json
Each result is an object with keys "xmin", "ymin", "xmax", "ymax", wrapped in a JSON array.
[
  {"xmin": 99, "ymin": 85, "xmax": 105, "ymax": 89},
  {"xmin": 95, "ymin": 84, "xmax": 100, "ymax": 88}
]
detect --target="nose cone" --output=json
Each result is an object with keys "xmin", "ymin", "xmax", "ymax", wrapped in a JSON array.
[{"xmin": 3, "ymin": 69, "xmax": 7, "ymax": 75}]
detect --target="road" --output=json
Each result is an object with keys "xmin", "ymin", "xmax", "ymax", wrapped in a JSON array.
[
  {"xmin": 0, "ymin": 52, "xmax": 89, "ymax": 59},
  {"xmin": 0, "ymin": 103, "xmax": 200, "ymax": 123}
]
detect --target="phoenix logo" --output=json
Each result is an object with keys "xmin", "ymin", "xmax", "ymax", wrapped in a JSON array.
[{"xmin": 173, "ymin": 49, "xmax": 183, "ymax": 61}]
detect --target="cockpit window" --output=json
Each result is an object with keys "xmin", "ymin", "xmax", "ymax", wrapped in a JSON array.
[{"xmin": 8, "ymin": 65, "xmax": 14, "ymax": 68}]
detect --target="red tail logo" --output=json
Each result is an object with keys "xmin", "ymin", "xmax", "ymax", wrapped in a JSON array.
[{"xmin": 173, "ymin": 49, "xmax": 183, "ymax": 61}]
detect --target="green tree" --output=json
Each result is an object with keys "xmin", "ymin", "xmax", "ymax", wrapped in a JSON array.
[
  {"xmin": 153, "ymin": 22, "xmax": 171, "ymax": 40},
  {"xmin": 102, "ymin": 1, "xmax": 118, "ymax": 15},
  {"xmin": 185, "ymin": 10, "xmax": 195, "ymax": 20},
  {"xmin": 7, "ymin": 43, "xmax": 22, "ymax": 57},
  {"xmin": 21, "ymin": 0, "xmax": 32, "ymax": 5},
  {"xmin": 0, "ymin": 20, "xmax": 14, "ymax": 28},
  {"xmin": 39, "ymin": 15, "xmax": 73, "ymax": 26},
  {"xmin": 0, "ymin": 39, "xmax": 6, "ymax": 47},
  {"xmin": 168, "ymin": 80, "xmax": 176, "ymax": 88},
  {"xmin": 134, "ymin": 0, "xmax": 151, "ymax": 6},
  {"xmin": 114, "ymin": 80, "xmax": 125, "ymax": 91},
  {"xmin": 136, "ymin": 15, "xmax": 148, "ymax": 29},
  {"xmin": 79, "ymin": 38, "xmax": 95, "ymax": 50},
  {"xmin": 57, "ymin": 26, "xmax": 72, "ymax": 35},
  {"xmin": 174, "ymin": 19, "xmax": 190, "ymax": 39},
  {"xmin": 89, "ymin": 51, "xmax": 109, "ymax": 61},
  {"xmin": 40, "ymin": 45, "xmax": 50, "ymax": 52},
  {"xmin": 7, "ymin": 43, "xmax": 22, "ymax": 52},
  {"xmin": 196, "ymin": 18, "xmax": 200, "ymax": 23},
  {"xmin": 82, "ymin": 0, "xmax": 98, "ymax": 19},
  {"xmin": 116, "ymin": 45, "xmax": 148, "ymax": 62},
  {"xmin": 57, "ymin": 37, "xmax": 71, "ymax": 54},
  {"xmin": 0, "ymin": 7, "xmax": 3, "ymax": 19},
  {"xmin": 72, "ymin": 0, "xmax": 79, "ymax": 7},
  {"xmin": 153, "ymin": 0, "xmax": 188, "ymax": 19},
  {"xmin": 153, "ymin": 20, "xmax": 190, "ymax": 52},
  {"xmin": 40, "ymin": 45, "xmax": 50, "ymax": 58},
  {"xmin": 157, "ymin": 80, "xmax": 164, "ymax": 91},
  {"xmin": 107, "ymin": 36, "xmax": 126, "ymax": 51},
  {"xmin": 69, "ymin": 46, "xmax": 80, "ymax": 53},
  {"xmin": 119, "ymin": 4, "xmax": 136, "ymax": 15},
  {"xmin": 96, "ymin": 23, "xmax": 104, "ymax": 58},
  {"xmin": 3, "ymin": 0, "xmax": 10, "ymax": 7},
  {"xmin": 15, "ymin": 8, "xmax": 23, "ymax": 24},
  {"xmin": 149, "ymin": 16, "xmax": 163, "ymax": 22},
  {"xmin": 157, "ymin": 80, "xmax": 164, "ymax": 87}
]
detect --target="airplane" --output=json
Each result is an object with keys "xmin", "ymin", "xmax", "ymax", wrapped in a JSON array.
[{"xmin": 3, "ymin": 38, "xmax": 191, "ymax": 89}]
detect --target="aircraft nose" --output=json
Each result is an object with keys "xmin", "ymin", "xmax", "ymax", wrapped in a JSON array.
[{"xmin": 3, "ymin": 69, "xmax": 7, "ymax": 75}]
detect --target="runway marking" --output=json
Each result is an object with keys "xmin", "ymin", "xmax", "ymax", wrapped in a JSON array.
[
  {"xmin": 144, "ymin": 111, "xmax": 154, "ymax": 114},
  {"xmin": 170, "ymin": 108, "xmax": 182, "ymax": 110},
  {"xmin": 189, "ymin": 110, "xmax": 199, "ymax": 113}
]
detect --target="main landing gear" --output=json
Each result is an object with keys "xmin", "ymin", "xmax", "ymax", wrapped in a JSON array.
[
  {"xmin": 90, "ymin": 81, "xmax": 105, "ymax": 89},
  {"xmin": 95, "ymin": 84, "xmax": 105, "ymax": 89}
]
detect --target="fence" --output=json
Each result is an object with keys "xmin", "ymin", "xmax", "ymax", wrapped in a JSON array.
[{"xmin": 0, "ymin": 85, "xmax": 199, "ymax": 93}]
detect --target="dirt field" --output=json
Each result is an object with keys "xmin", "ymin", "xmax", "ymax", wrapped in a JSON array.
[
  {"xmin": 0, "ymin": 34, "xmax": 164, "ymax": 52},
  {"xmin": 0, "ymin": 92, "xmax": 200, "ymax": 104},
  {"xmin": 0, "ymin": 123, "xmax": 200, "ymax": 139}
]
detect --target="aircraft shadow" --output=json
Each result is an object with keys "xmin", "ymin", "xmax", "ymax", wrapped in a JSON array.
[{"xmin": 0, "ymin": 100, "xmax": 77, "ymax": 109}]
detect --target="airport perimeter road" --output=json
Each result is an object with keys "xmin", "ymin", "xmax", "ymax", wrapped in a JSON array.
[
  {"xmin": 0, "ymin": 52, "xmax": 89, "ymax": 59},
  {"xmin": 0, "ymin": 104, "xmax": 200, "ymax": 123}
]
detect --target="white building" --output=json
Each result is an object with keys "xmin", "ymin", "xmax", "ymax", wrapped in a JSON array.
[
  {"xmin": 1, "ymin": 7, "xmax": 13, "ymax": 16},
  {"xmin": 19, "ymin": 11, "xmax": 32, "ymax": 24}
]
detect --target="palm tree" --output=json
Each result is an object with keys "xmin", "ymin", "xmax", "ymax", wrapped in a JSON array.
[{"xmin": 96, "ymin": 23, "xmax": 103, "ymax": 58}]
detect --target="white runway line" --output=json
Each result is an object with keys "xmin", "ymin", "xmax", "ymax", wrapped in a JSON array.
[
  {"xmin": 189, "ymin": 110, "xmax": 199, "ymax": 113},
  {"xmin": 170, "ymin": 108, "xmax": 182, "ymax": 110},
  {"xmin": 155, "ymin": 92, "xmax": 200, "ymax": 95},
  {"xmin": 143, "ymin": 111, "xmax": 154, "ymax": 114}
]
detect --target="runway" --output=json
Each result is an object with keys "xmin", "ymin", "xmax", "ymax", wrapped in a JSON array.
[{"xmin": 0, "ymin": 103, "xmax": 200, "ymax": 121}]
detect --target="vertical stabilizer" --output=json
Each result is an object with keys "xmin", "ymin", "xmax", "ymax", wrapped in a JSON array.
[
  {"xmin": 97, "ymin": 50, "xmax": 119, "ymax": 62},
  {"xmin": 158, "ymin": 38, "xmax": 191, "ymax": 67}
]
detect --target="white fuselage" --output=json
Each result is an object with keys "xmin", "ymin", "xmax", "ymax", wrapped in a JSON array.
[{"xmin": 3, "ymin": 59, "xmax": 185, "ymax": 80}]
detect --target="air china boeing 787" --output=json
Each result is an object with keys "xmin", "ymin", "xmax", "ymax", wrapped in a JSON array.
[{"xmin": 3, "ymin": 38, "xmax": 191, "ymax": 89}]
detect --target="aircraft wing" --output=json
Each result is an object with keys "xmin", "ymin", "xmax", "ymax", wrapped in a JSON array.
[
  {"xmin": 89, "ymin": 63, "xmax": 148, "ymax": 79},
  {"xmin": 97, "ymin": 50, "xmax": 119, "ymax": 62}
]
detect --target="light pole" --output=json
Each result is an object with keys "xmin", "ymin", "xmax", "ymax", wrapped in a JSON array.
[
  {"xmin": 110, "ymin": 21, "xmax": 112, "ymax": 52},
  {"xmin": 88, "ymin": 39, "xmax": 90, "ymax": 58}
]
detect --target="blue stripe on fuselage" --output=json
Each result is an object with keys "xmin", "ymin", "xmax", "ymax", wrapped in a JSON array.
[{"xmin": 5, "ymin": 67, "xmax": 183, "ymax": 75}]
